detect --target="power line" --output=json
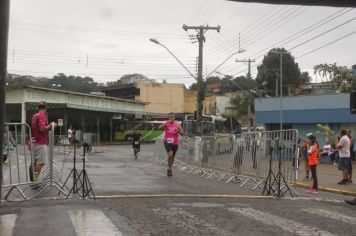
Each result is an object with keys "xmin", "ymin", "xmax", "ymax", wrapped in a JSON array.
[
  {"xmin": 11, "ymin": 21, "xmax": 188, "ymax": 38},
  {"xmin": 296, "ymin": 29, "xmax": 356, "ymax": 58},
  {"xmin": 187, "ymin": 0, "xmax": 209, "ymax": 23},
  {"xmin": 218, "ymin": 8, "xmax": 354, "ymax": 75},
  {"xmin": 205, "ymin": 1, "xmax": 226, "ymax": 24},
  {"xmin": 205, "ymin": 6, "xmax": 301, "ymax": 61}
]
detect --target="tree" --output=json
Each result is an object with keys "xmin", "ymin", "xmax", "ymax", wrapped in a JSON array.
[
  {"xmin": 315, "ymin": 124, "xmax": 337, "ymax": 143},
  {"xmin": 119, "ymin": 73, "xmax": 155, "ymax": 84},
  {"xmin": 313, "ymin": 63, "xmax": 353, "ymax": 85},
  {"xmin": 230, "ymin": 93, "xmax": 257, "ymax": 125},
  {"xmin": 256, "ymin": 48, "xmax": 309, "ymax": 97},
  {"xmin": 6, "ymin": 73, "xmax": 100, "ymax": 93}
]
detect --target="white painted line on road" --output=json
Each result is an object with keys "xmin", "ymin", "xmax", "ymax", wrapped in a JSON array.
[
  {"xmin": 0, "ymin": 214, "xmax": 17, "ymax": 236},
  {"xmin": 94, "ymin": 194, "xmax": 273, "ymax": 199},
  {"xmin": 301, "ymin": 208, "xmax": 356, "ymax": 225},
  {"xmin": 228, "ymin": 208, "xmax": 336, "ymax": 236},
  {"xmin": 284, "ymin": 197, "xmax": 344, "ymax": 203},
  {"xmin": 68, "ymin": 210, "xmax": 122, "ymax": 236},
  {"xmin": 153, "ymin": 207, "xmax": 233, "ymax": 235}
]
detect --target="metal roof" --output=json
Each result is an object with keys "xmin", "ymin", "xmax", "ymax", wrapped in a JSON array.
[
  {"xmin": 23, "ymin": 85, "xmax": 147, "ymax": 105},
  {"xmin": 227, "ymin": 0, "xmax": 356, "ymax": 7}
]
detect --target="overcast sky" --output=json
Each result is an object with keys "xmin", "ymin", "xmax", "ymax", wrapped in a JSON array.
[{"xmin": 7, "ymin": 0, "xmax": 356, "ymax": 85}]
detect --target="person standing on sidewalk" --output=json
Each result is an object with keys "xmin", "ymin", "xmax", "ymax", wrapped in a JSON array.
[
  {"xmin": 302, "ymin": 134, "xmax": 312, "ymax": 181},
  {"xmin": 307, "ymin": 134, "xmax": 319, "ymax": 193},
  {"xmin": 159, "ymin": 112, "xmax": 184, "ymax": 177},
  {"xmin": 336, "ymin": 129, "xmax": 351, "ymax": 185},
  {"xmin": 67, "ymin": 126, "xmax": 74, "ymax": 149},
  {"xmin": 346, "ymin": 128, "xmax": 353, "ymax": 183},
  {"xmin": 31, "ymin": 102, "xmax": 56, "ymax": 186},
  {"xmin": 3, "ymin": 125, "xmax": 16, "ymax": 163}
]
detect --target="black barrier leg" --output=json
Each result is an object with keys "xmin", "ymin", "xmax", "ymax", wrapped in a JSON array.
[
  {"xmin": 69, "ymin": 143, "xmax": 95, "ymax": 200},
  {"xmin": 64, "ymin": 139, "xmax": 83, "ymax": 198},
  {"xmin": 262, "ymin": 148, "xmax": 278, "ymax": 196},
  {"xmin": 273, "ymin": 146, "xmax": 295, "ymax": 198}
]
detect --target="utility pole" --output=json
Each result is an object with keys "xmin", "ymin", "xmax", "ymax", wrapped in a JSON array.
[
  {"xmin": 183, "ymin": 25, "xmax": 220, "ymax": 136},
  {"xmin": 0, "ymin": 0, "xmax": 11, "ymax": 201},
  {"xmin": 236, "ymin": 59, "xmax": 255, "ymax": 132},
  {"xmin": 271, "ymin": 49, "xmax": 289, "ymax": 130}
]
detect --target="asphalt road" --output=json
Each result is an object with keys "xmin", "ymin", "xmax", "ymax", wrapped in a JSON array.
[{"xmin": 0, "ymin": 144, "xmax": 355, "ymax": 236}]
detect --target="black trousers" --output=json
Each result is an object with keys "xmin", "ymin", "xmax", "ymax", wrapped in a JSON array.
[{"xmin": 310, "ymin": 165, "xmax": 318, "ymax": 189}]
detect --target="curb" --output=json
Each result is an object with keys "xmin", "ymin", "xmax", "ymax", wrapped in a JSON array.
[
  {"xmin": 92, "ymin": 194, "xmax": 274, "ymax": 200},
  {"xmin": 295, "ymin": 181, "xmax": 356, "ymax": 197}
]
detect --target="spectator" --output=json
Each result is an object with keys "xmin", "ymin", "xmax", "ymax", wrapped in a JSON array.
[
  {"xmin": 320, "ymin": 141, "xmax": 332, "ymax": 163},
  {"xmin": 302, "ymin": 134, "xmax": 312, "ymax": 181},
  {"xmin": 3, "ymin": 125, "xmax": 16, "ymax": 163},
  {"xmin": 335, "ymin": 129, "xmax": 351, "ymax": 185},
  {"xmin": 68, "ymin": 126, "xmax": 74, "ymax": 149},
  {"xmin": 31, "ymin": 102, "xmax": 56, "ymax": 187},
  {"xmin": 346, "ymin": 129, "xmax": 353, "ymax": 182},
  {"xmin": 307, "ymin": 134, "xmax": 319, "ymax": 193}
]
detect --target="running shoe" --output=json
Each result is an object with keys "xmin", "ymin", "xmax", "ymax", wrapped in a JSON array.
[{"xmin": 303, "ymin": 176, "xmax": 311, "ymax": 181}]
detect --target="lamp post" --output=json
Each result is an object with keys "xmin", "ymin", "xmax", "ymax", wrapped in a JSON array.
[{"xmin": 149, "ymin": 38, "xmax": 196, "ymax": 80}]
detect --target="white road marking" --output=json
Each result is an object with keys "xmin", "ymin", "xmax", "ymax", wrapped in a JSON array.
[
  {"xmin": 0, "ymin": 214, "xmax": 17, "ymax": 236},
  {"xmin": 302, "ymin": 208, "xmax": 356, "ymax": 225},
  {"xmin": 68, "ymin": 210, "xmax": 122, "ymax": 236},
  {"xmin": 284, "ymin": 197, "xmax": 344, "ymax": 203},
  {"xmin": 228, "ymin": 208, "xmax": 336, "ymax": 236},
  {"xmin": 153, "ymin": 207, "xmax": 233, "ymax": 235}
]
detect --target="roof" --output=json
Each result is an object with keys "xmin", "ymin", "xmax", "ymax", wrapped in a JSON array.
[
  {"xmin": 227, "ymin": 0, "xmax": 356, "ymax": 7},
  {"xmin": 23, "ymin": 85, "xmax": 147, "ymax": 105}
]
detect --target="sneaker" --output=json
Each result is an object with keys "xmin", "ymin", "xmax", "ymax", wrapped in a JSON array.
[
  {"xmin": 345, "ymin": 198, "xmax": 356, "ymax": 205},
  {"xmin": 303, "ymin": 176, "xmax": 310, "ymax": 181},
  {"xmin": 311, "ymin": 189, "xmax": 318, "ymax": 194},
  {"xmin": 337, "ymin": 179, "xmax": 348, "ymax": 185},
  {"xmin": 167, "ymin": 169, "xmax": 172, "ymax": 177},
  {"xmin": 307, "ymin": 188, "xmax": 318, "ymax": 194}
]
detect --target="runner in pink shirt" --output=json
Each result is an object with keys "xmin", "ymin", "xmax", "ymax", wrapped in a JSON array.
[{"xmin": 159, "ymin": 112, "xmax": 184, "ymax": 176}]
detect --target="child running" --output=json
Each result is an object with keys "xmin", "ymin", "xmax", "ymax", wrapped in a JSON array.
[{"xmin": 307, "ymin": 134, "xmax": 319, "ymax": 193}]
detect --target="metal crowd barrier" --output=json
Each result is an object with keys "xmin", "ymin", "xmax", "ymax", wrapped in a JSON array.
[
  {"xmin": 153, "ymin": 130, "xmax": 299, "ymax": 197},
  {"xmin": 36, "ymin": 127, "xmax": 66, "ymax": 198},
  {"xmin": 1, "ymin": 123, "xmax": 67, "ymax": 202},
  {"xmin": 1, "ymin": 123, "xmax": 34, "ymax": 201}
]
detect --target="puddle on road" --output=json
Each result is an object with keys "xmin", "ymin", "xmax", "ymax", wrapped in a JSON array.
[{"xmin": 172, "ymin": 202, "xmax": 225, "ymax": 208}]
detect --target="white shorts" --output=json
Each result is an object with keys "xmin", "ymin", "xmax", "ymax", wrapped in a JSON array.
[{"xmin": 32, "ymin": 144, "xmax": 48, "ymax": 165}]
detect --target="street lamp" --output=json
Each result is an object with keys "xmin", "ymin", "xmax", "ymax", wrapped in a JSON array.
[
  {"xmin": 205, "ymin": 49, "xmax": 245, "ymax": 79},
  {"xmin": 271, "ymin": 50, "xmax": 289, "ymax": 130},
  {"xmin": 149, "ymin": 38, "xmax": 196, "ymax": 80}
]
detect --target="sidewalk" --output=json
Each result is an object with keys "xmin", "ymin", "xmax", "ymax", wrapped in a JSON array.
[{"xmin": 296, "ymin": 160, "xmax": 356, "ymax": 196}]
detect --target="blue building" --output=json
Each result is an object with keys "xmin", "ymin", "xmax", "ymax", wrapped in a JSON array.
[{"xmin": 255, "ymin": 93, "xmax": 356, "ymax": 147}]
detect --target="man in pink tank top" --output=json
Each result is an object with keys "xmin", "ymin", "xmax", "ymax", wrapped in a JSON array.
[{"xmin": 159, "ymin": 112, "xmax": 184, "ymax": 176}]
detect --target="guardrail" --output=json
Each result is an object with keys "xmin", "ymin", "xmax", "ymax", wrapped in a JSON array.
[
  {"xmin": 1, "ymin": 123, "xmax": 68, "ymax": 202},
  {"xmin": 1, "ymin": 123, "xmax": 34, "ymax": 201},
  {"xmin": 153, "ymin": 130, "xmax": 299, "ymax": 197}
]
